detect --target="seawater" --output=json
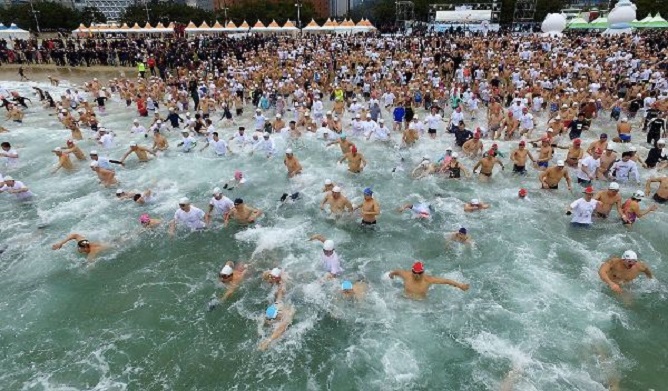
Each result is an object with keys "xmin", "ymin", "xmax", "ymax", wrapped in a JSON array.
[{"xmin": 0, "ymin": 79, "xmax": 666, "ymax": 390}]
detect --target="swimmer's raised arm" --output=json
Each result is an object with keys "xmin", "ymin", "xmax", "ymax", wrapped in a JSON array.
[
  {"xmin": 52, "ymin": 233, "xmax": 85, "ymax": 250},
  {"xmin": 425, "ymin": 275, "xmax": 469, "ymax": 291}
]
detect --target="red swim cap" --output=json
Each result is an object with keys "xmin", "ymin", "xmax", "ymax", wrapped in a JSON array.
[
  {"xmin": 519, "ymin": 188, "xmax": 528, "ymax": 197},
  {"xmin": 351, "ymin": 145, "xmax": 357, "ymax": 153},
  {"xmin": 411, "ymin": 261, "xmax": 425, "ymax": 273}
]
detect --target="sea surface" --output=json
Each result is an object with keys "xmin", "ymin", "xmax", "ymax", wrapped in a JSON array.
[{"xmin": 0, "ymin": 78, "xmax": 666, "ymax": 390}]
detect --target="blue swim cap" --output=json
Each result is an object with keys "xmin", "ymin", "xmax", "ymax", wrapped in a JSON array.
[
  {"xmin": 340, "ymin": 133, "xmax": 347, "ymax": 139},
  {"xmin": 265, "ymin": 304, "xmax": 278, "ymax": 320},
  {"xmin": 342, "ymin": 280, "xmax": 353, "ymax": 291},
  {"xmin": 363, "ymin": 187, "xmax": 373, "ymax": 196}
]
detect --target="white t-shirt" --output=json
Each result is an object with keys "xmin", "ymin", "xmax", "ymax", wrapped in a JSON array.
[
  {"xmin": 209, "ymin": 196, "xmax": 234, "ymax": 215},
  {"xmin": 131, "ymin": 125, "xmax": 147, "ymax": 135},
  {"xmin": 174, "ymin": 206, "xmax": 206, "ymax": 230},
  {"xmin": 576, "ymin": 156, "xmax": 600, "ymax": 180},
  {"xmin": 321, "ymin": 252, "xmax": 344, "ymax": 275},
  {"xmin": 99, "ymin": 134, "xmax": 114, "ymax": 149},
  {"xmin": 1, "ymin": 180, "xmax": 34, "ymax": 200},
  {"xmin": 425, "ymin": 114, "xmax": 442, "ymax": 130},
  {"xmin": 1, "ymin": 148, "xmax": 19, "ymax": 167},
  {"xmin": 569, "ymin": 198, "xmax": 598, "ymax": 224},
  {"xmin": 611, "ymin": 159, "xmax": 640, "ymax": 183},
  {"xmin": 210, "ymin": 139, "xmax": 229, "ymax": 156}
]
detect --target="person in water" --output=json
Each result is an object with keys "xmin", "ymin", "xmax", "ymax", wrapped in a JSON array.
[
  {"xmin": 51, "ymin": 233, "xmax": 108, "ymax": 262},
  {"xmin": 389, "ymin": 261, "xmax": 469, "ymax": 300},
  {"xmin": 598, "ymin": 250, "xmax": 653, "ymax": 293}
]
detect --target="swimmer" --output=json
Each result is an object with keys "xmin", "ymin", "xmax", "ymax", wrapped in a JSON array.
[
  {"xmin": 411, "ymin": 157, "xmax": 437, "ymax": 179},
  {"xmin": 645, "ymin": 176, "xmax": 668, "ymax": 203},
  {"xmin": 216, "ymin": 261, "xmax": 248, "ymax": 301},
  {"xmin": 448, "ymin": 227, "xmax": 472, "ymax": 244},
  {"xmin": 539, "ymin": 160, "xmax": 573, "ymax": 190},
  {"xmin": 340, "ymin": 278, "xmax": 368, "ymax": 300},
  {"xmin": 51, "ymin": 233, "xmax": 108, "ymax": 262},
  {"xmin": 283, "ymin": 148, "xmax": 303, "ymax": 177},
  {"xmin": 116, "ymin": 189, "xmax": 153, "ymax": 205},
  {"xmin": 320, "ymin": 186, "xmax": 354, "ymax": 216},
  {"xmin": 464, "ymin": 198, "xmax": 490, "ymax": 212},
  {"xmin": 139, "ymin": 213, "xmax": 161, "ymax": 228},
  {"xmin": 225, "ymin": 198, "xmax": 262, "ymax": 226},
  {"xmin": 52, "ymin": 147, "xmax": 75, "ymax": 173},
  {"xmin": 168, "ymin": 197, "xmax": 206, "ymax": 235},
  {"xmin": 62, "ymin": 139, "xmax": 86, "ymax": 161},
  {"xmin": 223, "ymin": 170, "xmax": 247, "ymax": 190},
  {"xmin": 205, "ymin": 187, "xmax": 234, "ymax": 225},
  {"xmin": 322, "ymin": 179, "xmax": 335, "ymax": 193},
  {"xmin": 593, "ymin": 182, "xmax": 628, "ymax": 222},
  {"xmin": 327, "ymin": 133, "xmax": 354, "ymax": 155},
  {"xmin": 621, "ymin": 191, "xmax": 657, "ymax": 227},
  {"xmin": 119, "ymin": 142, "xmax": 156, "ymax": 164},
  {"xmin": 151, "ymin": 129, "xmax": 169, "ymax": 152},
  {"xmin": 472, "ymin": 151, "xmax": 504, "ymax": 181},
  {"xmin": 388, "ymin": 261, "xmax": 469, "ymax": 300},
  {"xmin": 258, "ymin": 290, "xmax": 295, "ymax": 351},
  {"xmin": 566, "ymin": 186, "xmax": 600, "ymax": 227},
  {"xmin": 354, "ymin": 187, "xmax": 380, "ymax": 225},
  {"xmin": 0, "ymin": 176, "xmax": 34, "ymax": 200},
  {"xmin": 518, "ymin": 188, "xmax": 529, "ymax": 200},
  {"xmin": 598, "ymin": 250, "xmax": 653, "ymax": 293},
  {"xmin": 397, "ymin": 202, "xmax": 432, "ymax": 219},
  {"xmin": 510, "ymin": 141, "xmax": 535, "ymax": 175},
  {"xmin": 89, "ymin": 161, "xmax": 118, "ymax": 187},
  {"xmin": 309, "ymin": 234, "xmax": 345, "ymax": 278},
  {"xmin": 338, "ymin": 144, "xmax": 367, "ymax": 173},
  {"xmin": 262, "ymin": 267, "xmax": 287, "ymax": 293}
]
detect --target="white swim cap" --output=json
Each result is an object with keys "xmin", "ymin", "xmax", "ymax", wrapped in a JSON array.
[
  {"xmin": 4, "ymin": 175, "xmax": 13, "ymax": 181},
  {"xmin": 270, "ymin": 268, "xmax": 281, "ymax": 278},
  {"xmin": 263, "ymin": 132, "xmax": 270, "ymax": 138},
  {"xmin": 220, "ymin": 265, "xmax": 233, "ymax": 276},
  {"xmin": 53, "ymin": 147, "xmax": 62, "ymax": 152},
  {"xmin": 658, "ymin": 139, "xmax": 666, "ymax": 145},
  {"xmin": 621, "ymin": 117, "xmax": 628, "ymax": 122},
  {"xmin": 355, "ymin": 113, "xmax": 361, "ymax": 119},
  {"xmin": 90, "ymin": 161, "xmax": 99, "ymax": 168},
  {"xmin": 632, "ymin": 190, "xmax": 644, "ymax": 199},
  {"xmin": 186, "ymin": 112, "xmax": 191, "ymax": 116},
  {"xmin": 629, "ymin": 146, "xmax": 637, "ymax": 152},
  {"xmin": 133, "ymin": 119, "xmax": 139, "ymax": 123},
  {"xmin": 557, "ymin": 160, "xmax": 565, "ymax": 166},
  {"xmin": 609, "ymin": 182, "xmax": 620, "ymax": 190},
  {"xmin": 116, "ymin": 189, "xmax": 124, "ymax": 194},
  {"xmin": 213, "ymin": 187, "xmax": 221, "ymax": 195},
  {"xmin": 179, "ymin": 197, "xmax": 190, "ymax": 205},
  {"xmin": 323, "ymin": 240, "xmax": 335, "ymax": 251},
  {"xmin": 276, "ymin": 114, "xmax": 282, "ymax": 118},
  {"xmin": 129, "ymin": 142, "xmax": 137, "ymax": 147},
  {"xmin": 451, "ymin": 152, "xmax": 459, "ymax": 158},
  {"xmin": 332, "ymin": 186, "xmax": 341, "ymax": 193},
  {"xmin": 285, "ymin": 148, "xmax": 293, "ymax": 154},
  {"xmin": 325, "ymin": 179, "xmax": 332, "ymax": 185},
  {"xmin": 622, "ymin": 250, "xmax": 638, "ymax": 260},
  {"xmin": 471, "ymin": 198, "xmax": 480, "ymax": 205}
]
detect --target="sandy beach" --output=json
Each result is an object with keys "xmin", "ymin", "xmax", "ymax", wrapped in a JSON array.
[{"xmin": 0, "ymin": 63, "xmax": 136, "ymax": 85}]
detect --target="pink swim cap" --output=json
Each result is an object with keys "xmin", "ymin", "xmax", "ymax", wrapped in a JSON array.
[
  {"xmin": 139, "ymin": 214, "xmax": 150, "ymax": 224},
  {"xmin": 234, "ymin": 170, "xmax": 243, "ymax": 180}
]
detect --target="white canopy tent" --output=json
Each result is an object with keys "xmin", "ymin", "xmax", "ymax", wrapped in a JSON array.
[{"xmin": 0, "ymin": 23, "xmax": 30, "ymax": 40}]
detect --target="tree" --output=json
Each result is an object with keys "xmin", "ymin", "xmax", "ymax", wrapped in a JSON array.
[
  {"xmin": 120, "ymin": 1, "xmax": 214, "ymax": 26},
  {"xmin": 80, "ymin": 6, "xmax": 108, "ymax": 25}
]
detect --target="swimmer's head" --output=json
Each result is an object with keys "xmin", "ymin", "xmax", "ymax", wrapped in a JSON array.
[
  {"xmin": 139, "ymin": 214, "xmax": 151, "ymax": 224},
  {"xmin": 411, "ymin": 261, "xmax": 425, "ymax": 276},
  {"xmin": 269, "ymin": 268, "xmax": 282, "ymax": 281},
  {"xmin": 234, "ymin": 170, "xmax": 243, "ymax": 181},
  {"xmin": 265, "ymin": 304, "xmax": 279, "ymax": 320},
  {"xmin": 77, "ymin": 239, "xmax": 90, "ymax": 251},
  {"xmin": 470, "ymin": 198, "xmax": 480, "ymax": 206},
  {"xmin": 363, "ymin": 187, "xmax": 373, "ymax": 197},
  {"xmin": 234, "ymin": 198, "xmax": 243, "ymax": 206},
  {"xmin": 341, "ymin": 280, "xmax": 353, "ymax": 292},
  {"xmin": 518, "ymin": 188, "xmax": 528, "ymax": 198},
  {"xmin": 133, "ymin": 194, "xmax": 142, "ymax": 202},
  {"xmin": 458, "ymin": 227, "xmax": 467, "ymax": 235},
  {"xmin": 324, "ymin": 179, "xmax": 332, "ymax": 186},
  {"xmin": 219, "ymin": 264, "xmax": 234, "ymax": 280},
  {"xmin": 116, "ymin": 189, "xmax": 124, "ymax": 197}
]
